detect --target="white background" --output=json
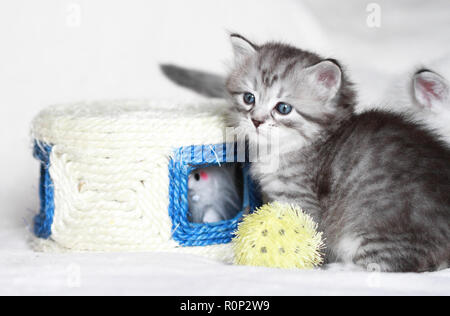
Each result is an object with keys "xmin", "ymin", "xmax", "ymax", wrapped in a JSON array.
[{"xmin": 0, "ymin": 0, "xmax": 449, "ymax": 295}]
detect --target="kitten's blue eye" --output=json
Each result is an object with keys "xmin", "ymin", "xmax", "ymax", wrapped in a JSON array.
[
  {"xmin": 243, "ymin": 92, "xmax": 255, "ymax": 105},
  {"xmin": 275, "ymin": 103, "xmax": 293, "ymax": 115}
]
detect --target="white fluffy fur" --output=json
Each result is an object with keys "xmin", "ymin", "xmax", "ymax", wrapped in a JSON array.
[
  {"xmin": 334, "ymin": 234, "xmax": 364, "ymax": 263},
  {"xmin": 368, "ymin": 54, "xmax": 450, "ymax": 144}
]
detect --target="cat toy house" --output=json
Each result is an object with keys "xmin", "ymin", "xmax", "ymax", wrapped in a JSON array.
[{"xmin": 31, "ymin": 100, "xmax": 261, "ymax": 261}]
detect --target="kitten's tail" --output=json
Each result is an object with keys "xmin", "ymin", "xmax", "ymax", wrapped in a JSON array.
[{"xmin": 160, "ymin": 64, "xmax": 227, "ymax": 98}]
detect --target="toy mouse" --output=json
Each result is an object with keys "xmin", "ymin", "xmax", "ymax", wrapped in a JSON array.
[{"xmin": 188, "ymin": 164, "xmax": 242, "ymax": 223}]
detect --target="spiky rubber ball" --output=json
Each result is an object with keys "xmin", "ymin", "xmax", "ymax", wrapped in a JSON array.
[{"xmin": 233, "ymin": 202, "xmax": 324, "ymax": 269}]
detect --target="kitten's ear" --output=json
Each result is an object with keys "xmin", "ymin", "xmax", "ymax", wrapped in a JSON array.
[
  {"xmin": 230, "ymin": 34, "xmax": 257, "ymax": 62},
  {"xmin": 304, "ymin": 60, "xmax": 342, "ymax": 101},
  {"xmin": 413, "ymin": 70, "xmax": 449, "ymax": 108}
]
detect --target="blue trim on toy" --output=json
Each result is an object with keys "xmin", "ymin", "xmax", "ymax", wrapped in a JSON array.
[
  {"xmin": 33, "ymin": 141, "xmax": 55, "ymax": 239},
  {"xmin": 168, "ymin": 143, "xmax": 262, "ymax": 247}
]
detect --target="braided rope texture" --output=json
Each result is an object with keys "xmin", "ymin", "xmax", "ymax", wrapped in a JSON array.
[
  {"xmin": 169, "ymin": 144, "xmax": 262, "ymax": 247},
  {"xmin": 30, "ymin": 99, "xmax": 260, "ymax": 261},
  {"xmin": 33, "ymin": 142, "xmax": 54, "ymax": 238}
]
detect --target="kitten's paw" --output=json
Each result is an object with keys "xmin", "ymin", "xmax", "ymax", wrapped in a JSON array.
[
  {"xmin": 322, "ymin": 262, "xmax": 364, "ymax": 272},
  {"xmin": 203, "ymin": 209, "xmax": 223, "ymax": 223}
]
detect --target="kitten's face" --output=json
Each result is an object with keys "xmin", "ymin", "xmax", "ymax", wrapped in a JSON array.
[{"xmin": 225, "ymin": 35, "xmax": 352, "ymax": 155}]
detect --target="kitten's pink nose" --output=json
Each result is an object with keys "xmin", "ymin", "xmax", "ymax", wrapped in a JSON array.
[{"xmin": 252, "ymin": 119, "xmax": 264, "ymax": 129}]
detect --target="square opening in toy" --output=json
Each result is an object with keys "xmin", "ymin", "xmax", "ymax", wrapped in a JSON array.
[{"xmin": 168, "ymin": 143, "xmax": 261, "ymax": 247}]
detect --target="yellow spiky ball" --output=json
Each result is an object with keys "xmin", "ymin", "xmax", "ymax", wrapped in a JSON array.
[{"xmin": 233, "ymin": 202, "xmax": 325, "ymax": 269}]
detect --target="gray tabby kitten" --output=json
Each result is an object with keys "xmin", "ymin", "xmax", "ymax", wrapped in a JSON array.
[{"xmin": 161, "ymin": 34, "xmax": 450, "ymax": 272}]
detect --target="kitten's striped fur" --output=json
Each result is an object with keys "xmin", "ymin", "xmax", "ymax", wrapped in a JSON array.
[{"xmin": 161, "ymin": 35, "xmax": 450, "ymax": 272}]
